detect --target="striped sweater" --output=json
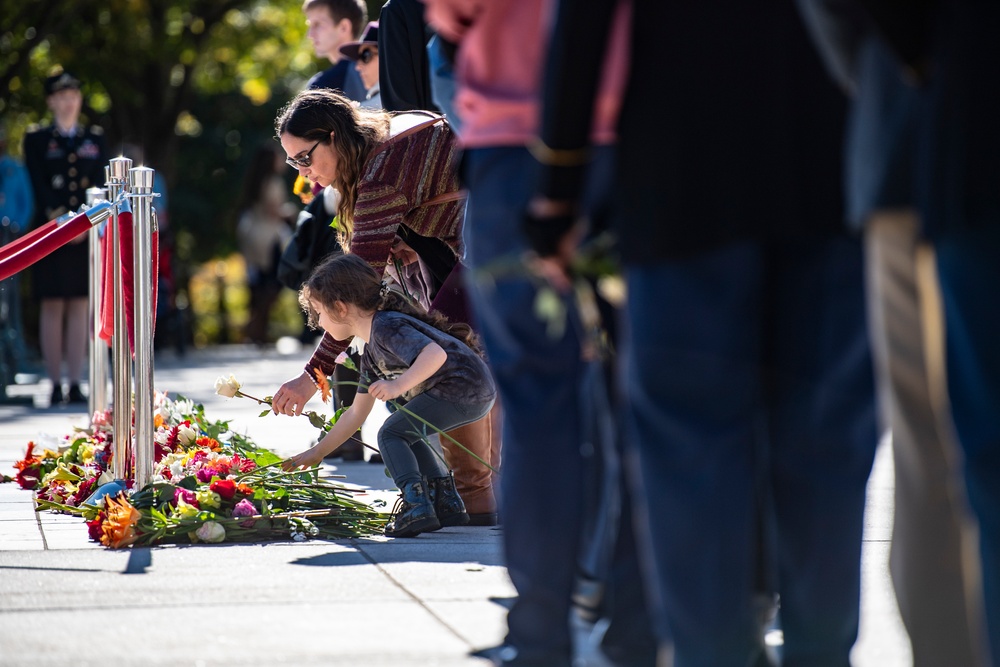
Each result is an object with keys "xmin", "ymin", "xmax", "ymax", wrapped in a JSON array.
[{"xmin": 307, "ymin": 114, "xmax": 467, "ymax": 379}]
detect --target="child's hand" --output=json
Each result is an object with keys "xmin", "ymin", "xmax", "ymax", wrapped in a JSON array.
[
  {"xmin": 368, "ymin": 379, "xmax": 404, "ymax": 401},
  {"xmin": 282, "ymin": 446, "xmax": 325, "ymax": 471}
]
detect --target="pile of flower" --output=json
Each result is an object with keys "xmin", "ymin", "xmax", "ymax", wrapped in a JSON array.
[{"xmin": 7, "ymin": 391, "xmax": 387, "ymax": 548}]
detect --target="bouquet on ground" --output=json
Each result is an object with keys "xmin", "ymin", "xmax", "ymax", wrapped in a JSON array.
[{"xmin": 10, "ymin": 391, "xmax": 386, "ymax": 548}]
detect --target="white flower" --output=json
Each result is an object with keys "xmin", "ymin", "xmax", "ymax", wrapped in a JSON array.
[
  {"xmin": 195, "ymin": 521, "xmax": 226, "ymax": 543},
  {"xmin": 177, "ymin": 424, "xmax": 198, "ymax": 446},
  {"xmin": 214, "ymin": 374, "xmax": 242, "ymax": 399},
  {"xmin": 169, "ymin": 399, "xmax": 195, "ymax": 422},
  {"xmin": 97, "ymin": 469, "xmax": 115, "ymax": 486}
]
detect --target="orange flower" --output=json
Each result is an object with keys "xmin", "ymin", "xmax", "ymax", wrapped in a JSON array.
[
  {"xmin": 196, "ymin": 436, "xmax": 222, "ymax": 452},
  {"xmin": 237, "ymin": 483, "xmax": 255, "ymax": 495},
  {"xmin": 154, "ymin": 413, "xmax": 164, "ymax": 429},
  {"xmin": 100, "ymin": 495, "xmax": 142, "ymax": 549},
  {"xmin": 313, "ymin": 368, "xmax": 332, "ymax": 403}
]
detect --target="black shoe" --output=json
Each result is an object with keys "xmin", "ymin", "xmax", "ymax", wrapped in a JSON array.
[
  {"xmin": 384, "ymin": 479, "xmax": 440, "ymax": 538},
  {"xmin": 468, "ymin": 512, "xmax": 499, "ymax": 527},
  {"xmin": 340, "ymin": 436, "xmax": 365, "ymax": 462},
  {"xmin": 50, "ymin": 385, "xmax": 64, "ymax": 406},
  {"xmin": 67, "ymin": 384, "xmax": 86, "ymax": 404},
  {"xmin": 427, "ymin": 472, "xmax": 469, "ymax": 528}
]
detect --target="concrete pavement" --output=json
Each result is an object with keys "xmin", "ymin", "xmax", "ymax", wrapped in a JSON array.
[{"xmin": 0, "ymin": 342, "xmax": 910, "ymax": 665}]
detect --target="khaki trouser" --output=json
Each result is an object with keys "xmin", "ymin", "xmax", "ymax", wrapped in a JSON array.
[
  {"xmin": 441, "ymin": 399, "xmax": 502, "ymax": 516},
  {"xmin": 865, "ymin": 210, "xmax": 985, "ymax": 666}
]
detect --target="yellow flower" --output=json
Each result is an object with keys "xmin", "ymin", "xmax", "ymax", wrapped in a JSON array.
[
  {"xmin": 174, "ymin": 499, "xmax": 200, "ymax": 519},
  {"xmin": 100, "ymin": 495, "xmax": 142, "ymax": 548},
  {"xmin": 196, "ymin": 489, "xmax": 221, "ymax": 509}
]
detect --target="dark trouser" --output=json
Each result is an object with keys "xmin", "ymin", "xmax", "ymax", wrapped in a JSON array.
[
  {"xmin": 622, "ymin": 236, "xmax": 877, "ymax": 666},
  {"xmin": 936, "ymin": 223, "xmax": 1000, "ymax": 665},
  {"xmin": 378, "ymin": 392, "xmax": 494, "ymax": 487},
  {"xmin": 462, "ymin": 145, "xmax": 656, "ymax": 665}
]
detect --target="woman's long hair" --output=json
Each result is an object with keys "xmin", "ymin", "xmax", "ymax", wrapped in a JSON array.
[
  {"xmin": 299, "ymin": 253, "xmax": 481, "ymax": 354},
  {"xmin": 275, "ymin": 89, "xmax": 390, "ymax": 246}
]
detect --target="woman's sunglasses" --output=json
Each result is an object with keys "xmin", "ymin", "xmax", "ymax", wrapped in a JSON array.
[
  {"xmin": 358, "ymin": 48, "xmax": 378, "ymax": 65},
  {"xmin": 285, "ymin": 140, "xmax": 322, "ymax": 169}
]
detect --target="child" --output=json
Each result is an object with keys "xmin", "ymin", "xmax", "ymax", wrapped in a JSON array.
[{"xmin": 283, "ymin": 253, "xmax": 497, "ymax": 538}]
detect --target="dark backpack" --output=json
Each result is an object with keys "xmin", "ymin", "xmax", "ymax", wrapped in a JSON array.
[{"xmin": 276, "ymin": 189, "xmax": 343, "ymax": 291}]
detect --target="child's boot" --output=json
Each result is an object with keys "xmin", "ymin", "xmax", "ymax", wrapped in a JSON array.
[
  {"xmin": 428, "ymin": 472, "xmax": 470, "ymax": 528},
  {"xmin": 384, "ymin": 479, "xmax": 440, "ymax": 537}
]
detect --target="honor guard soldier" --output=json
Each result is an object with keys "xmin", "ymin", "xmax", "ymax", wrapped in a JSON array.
[{"xmin": 23, "ymin": 67, "xmax": 107, "ymax": 406}]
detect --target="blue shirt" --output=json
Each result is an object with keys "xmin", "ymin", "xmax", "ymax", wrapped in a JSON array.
[{"xmin": 0, "ymin": 155, "xmax": 34, "ymax": 235}]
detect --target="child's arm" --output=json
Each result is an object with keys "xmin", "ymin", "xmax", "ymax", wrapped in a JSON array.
[
  {"xmin": 282, "ymin": 393, "xmax": 376, "ymax": 470},
  {"xmin": 367, "ymin": 342, "xmax": 447, "ymax": 401}
]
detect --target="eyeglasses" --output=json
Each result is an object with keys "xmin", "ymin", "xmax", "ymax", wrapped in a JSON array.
[
  {"xmin": 285, "ymin": 140, "xmax": 322, "ymax": 169},
  {"xmin": 358, "ymin": 48, "xmax": 377, "ymax": 64}
]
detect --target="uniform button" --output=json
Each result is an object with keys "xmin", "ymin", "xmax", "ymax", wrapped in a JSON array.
[
  {"xmin": 70, "ymin": 197, "xmax": 79, "ymax": 207},
  {"xmin": 69, "ymin": 182, "xmax": 78, "ymax": 191},
  {"xmin": 68, "ymin": 154, "xmax": 77, "ymax": 163},
  {"xmin": 68, "ymin": 167, "xmax": 78, "ymax": 177}
]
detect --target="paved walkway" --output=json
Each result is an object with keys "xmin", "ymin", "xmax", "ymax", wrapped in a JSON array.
[{"xmin": 0, "ymin": 343, "xmax": 910, "ymax": 665}]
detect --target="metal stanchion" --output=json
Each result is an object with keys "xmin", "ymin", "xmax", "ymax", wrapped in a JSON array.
[
  {"xmin": 86, "ymin": 186, "xmax": 108, "ymax": 420},
  {"xmin": 108, "ymin": 157, "xmax": 132, "ymax": 483},
  {"xmin": 129, "ymin": 167, "xmax": 156, "ymax": 490}
]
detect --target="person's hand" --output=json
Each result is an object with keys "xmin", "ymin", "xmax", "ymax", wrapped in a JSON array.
[
  {"xmin": 523, "ymin": 196, "xmax": 584, "ymax": 292},
  {"xmin": 282, "ymin": 445, "xmax": 325, "ymax": 471},
  {"xmin": 423, "ymin": 0, "xmax": 484, "ymax": 43},
  {"xmin": 390, "ymin": 235, "xmax": 419, "ymax": 266},
  {"xmin": 271, "ymin": 371, "xmax": 319, "ymax": 416},
  {"xmin": 367, "ymin": 379, "xmax": 404, "ymax": 401}
]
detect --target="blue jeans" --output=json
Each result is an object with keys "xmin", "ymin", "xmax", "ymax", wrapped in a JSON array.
[
  {"xmin": 462, "ymin": 146, "xmax": 655, "ymax": 665},
  {"xmin": 379, "ymin": 393, "xmax": 494, "ymax": 487},
  {"xmin": 936, "ymin": 223, "xmax": 1000, "ymax": 662},
  {"xmin": 622, "ymin": 237, "xmax": 877, "ymax": 666}
]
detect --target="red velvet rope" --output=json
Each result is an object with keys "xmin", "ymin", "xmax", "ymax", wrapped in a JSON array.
[
  {"xmin": 98, "ymin": 210, "xmax": 159, "ymax": 353},
  {"xmin": 0, "ymin": 213, "xmax": 92, "ymax": 281},
  {"xmin": 99, "ymin": 221, "xmax": 114, "ymax": 344},
  {"xmin": 0, "ymin": 220, "xmax": 58, "ymax": 262}
]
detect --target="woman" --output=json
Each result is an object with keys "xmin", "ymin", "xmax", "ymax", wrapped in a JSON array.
[
  {"xmin": 270, "ymin": 88, "xmax": 500, "ymax": 524},
  {"xmin": 23, "ymin": 69, "xmax": 106, "ymax": 406}
]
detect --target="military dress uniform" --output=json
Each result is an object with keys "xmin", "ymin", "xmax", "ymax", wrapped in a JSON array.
[{"xmin": 23, "ymin": 123, "xmax": 106, "ymax": 298}]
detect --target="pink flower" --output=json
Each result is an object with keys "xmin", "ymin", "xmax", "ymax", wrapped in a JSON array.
[
  {"xmin": 173, "ymin": 487, "xmax": 199, "ymax": 508},
  {"xmin": 231, "ymin": 498, "xmax": 257, "ymax": 528}
]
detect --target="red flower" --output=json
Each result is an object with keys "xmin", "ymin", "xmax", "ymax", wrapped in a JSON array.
[
  {"xmin": 210, "ymin": 478, "xmax": 237, "ymax": 501},
  {"xmin": 86, "ymin": 511, "xmax": 107, "ymax": 542},
  {"xmin": 13, "ymin": 443, "xmax": 43, "ymax": 490}
]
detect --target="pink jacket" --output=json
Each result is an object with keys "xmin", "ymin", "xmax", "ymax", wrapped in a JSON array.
[{"xmin": 425, "ymin": 0, "xmax": 630, "ymax": 148}]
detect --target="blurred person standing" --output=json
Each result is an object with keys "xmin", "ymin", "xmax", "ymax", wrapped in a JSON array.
[
  {"xmin": 525, "ymin": 1, "xmax": 878, "ymax": 664},
  {"xmin": 1, "ymin": 126, "xmax": 35, "ymax": 389},
  {"xmin": 338, "ymin": 21, "xmax": 382, "ymax": 109},
  {"xmin": 377, "ymin": 0, "xmax": 440, "ymax": 114},
  {"xmin": 303, "ymin": 0, "xmax": 368, "ymax": 103},
  {"xmin": 798, "ymin": 2, "xmax": 987, "ymax": 663},
  {"xmin": 23, "ymin": 68, "xmax": 107, "ymax": 406},
  {"xmin": 425, "ymin": 1, "xmax": 659, "ymax": 665},
  {"xmin": 236, "ymin": 143, "xmax": 294, "ymax": 346}
]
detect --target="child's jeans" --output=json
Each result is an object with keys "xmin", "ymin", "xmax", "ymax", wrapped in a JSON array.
[{"xmin": 378, "ymin": 393, "xmax": 495, "ymax": 487}]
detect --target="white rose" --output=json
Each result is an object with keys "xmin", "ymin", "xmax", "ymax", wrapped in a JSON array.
[
  {"xmin": 214, "ymin": 374, "xmax": 242, "ymax": 398},
  {"xmin": 195, "ymin": 521, "xmax": 226, "ymax": 543},
  {"xmin": 177, "ymin": 424, "xmax": 198, "ymax": 446}
]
